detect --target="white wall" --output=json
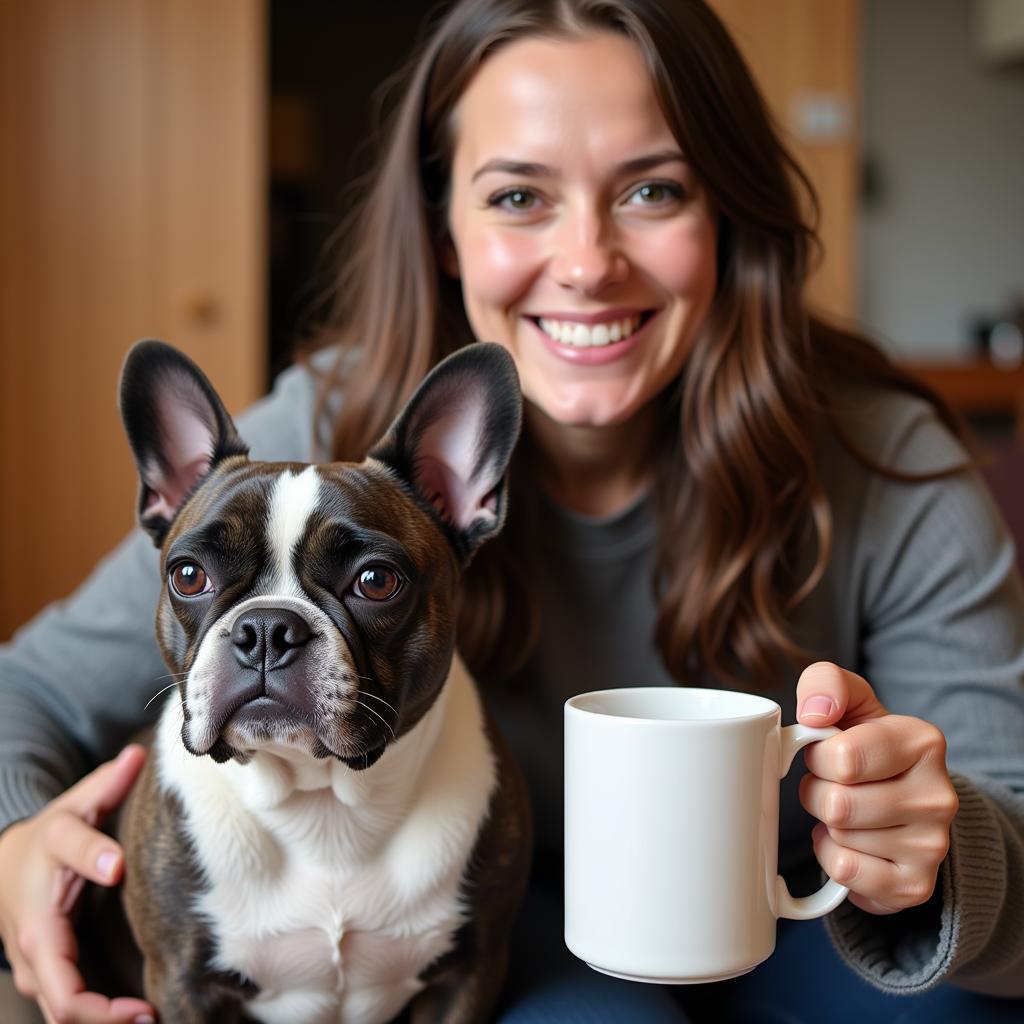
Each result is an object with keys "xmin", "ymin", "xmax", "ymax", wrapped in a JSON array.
[{"xmin": 859, "ymin": 0, "xmax": 1024, "ymax": 357}]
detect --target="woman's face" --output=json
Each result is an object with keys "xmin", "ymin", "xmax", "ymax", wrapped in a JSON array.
[{"xmin": 446, "ymin": 31, "xmax": 717, "ymax": 428}]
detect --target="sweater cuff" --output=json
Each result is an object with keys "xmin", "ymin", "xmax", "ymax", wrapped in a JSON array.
[
  {"xmin": 0, "ymin": 767, "xmax": 63, "ymax": 836},
  {"xmin": 823, "ymin": 773, "xmax": 1004, "ymax": 994},
  {"xmin": 944, "ymin": 774, "xmax": 1009, "ymax": 973}
]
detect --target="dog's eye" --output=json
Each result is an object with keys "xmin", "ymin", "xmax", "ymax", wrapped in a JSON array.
[
  {"xmin": 354, "ymin": 566, "xmax": 402, "ymax": 601},
  {"xmin": 170, "ymin": 562, "xmax": 211, "ymax": 598}
]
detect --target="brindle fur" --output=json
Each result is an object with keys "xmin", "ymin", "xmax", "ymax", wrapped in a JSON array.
[{"xmin": 119, "ymin": 757, "xmax": 260, "ymax": 1023}]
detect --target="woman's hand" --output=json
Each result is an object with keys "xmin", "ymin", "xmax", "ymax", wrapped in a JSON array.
[
  {"xmin": 795, "ymin": 662, "xmax": 959, "ymax": 916},
  {"xmin": 0, "ymin": 745, "xmax": 155, "ymax": 1024}
]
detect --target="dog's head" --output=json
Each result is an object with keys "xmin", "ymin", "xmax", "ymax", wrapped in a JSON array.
[{"xmin": 119, "ymin": 341, "xmax": 521, "ymax": 767}]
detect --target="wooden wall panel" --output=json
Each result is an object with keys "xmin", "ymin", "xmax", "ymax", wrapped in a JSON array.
[
  {"xmin": 0, "ymin": 1, "xmax": 266, "ymax": 638},
  {"xmin": 709, "ymin": 0, "xmax": 861, "ymax": 318}
]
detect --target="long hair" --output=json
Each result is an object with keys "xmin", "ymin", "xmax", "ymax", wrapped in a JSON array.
[{"xmin": 304, "ymin": 0, "xmax": 965, "ymax": 688}]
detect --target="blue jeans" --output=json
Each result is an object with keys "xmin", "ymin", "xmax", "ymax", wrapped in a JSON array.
[{"xmin": 496, "ymin": 884, "xmax": 1023, "ymax": 1023}]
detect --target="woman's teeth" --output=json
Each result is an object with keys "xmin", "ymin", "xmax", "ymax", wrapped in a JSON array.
[{"xmin": 537, "ymin": 315, "xmax": 642, "ymax": 348}]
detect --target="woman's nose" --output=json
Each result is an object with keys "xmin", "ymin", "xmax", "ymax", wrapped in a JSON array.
[{"xmin": 549, "ymin": 208, "xmax": 628, "ymax": 295}]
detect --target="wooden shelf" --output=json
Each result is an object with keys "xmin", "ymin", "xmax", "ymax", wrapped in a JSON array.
[{"xmin": 901, "ymin": 360, "xmax": 1024, "ymax": 433}]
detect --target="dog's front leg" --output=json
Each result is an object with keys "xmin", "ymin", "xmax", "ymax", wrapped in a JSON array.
[
  {"xmin": 142, "ymin": 954, "xmax": 251, "ymax": 1024},
  {"xmin": 141, "ymin": 954, "xmax": 206, "ymax": 1024}
]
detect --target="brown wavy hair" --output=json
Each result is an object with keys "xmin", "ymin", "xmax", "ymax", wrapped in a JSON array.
[{"xmin": 304, "ymin": 0, "xmax": 965, "ymax": 688}]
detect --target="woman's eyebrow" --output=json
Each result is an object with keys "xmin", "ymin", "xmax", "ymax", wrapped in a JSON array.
[
  {"xmin": 471, "ymin": 149, "xmax": 688, "ymax": 183},
  {"xmin": 616, "ymin": 150, "xmax": 689, "ymax": 175},
  {"xmin": 471, "ymin": 158, "xmax": 553, "ymax": 183}
]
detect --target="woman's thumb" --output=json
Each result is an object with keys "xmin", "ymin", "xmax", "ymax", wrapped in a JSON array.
[{"xmin": 59, "ymin": 744, "xmax": 147, "ymax": 821}]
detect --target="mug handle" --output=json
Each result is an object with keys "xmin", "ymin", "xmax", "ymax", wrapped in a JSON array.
[{"xmin": 774, "ymin": 723, "xmax": 850, "ymax": 921}]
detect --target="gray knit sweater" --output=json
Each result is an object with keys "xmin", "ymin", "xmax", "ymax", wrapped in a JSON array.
[{"xmin": 1, "ymin": 358, "xmax": 1022, "ymax": 998}]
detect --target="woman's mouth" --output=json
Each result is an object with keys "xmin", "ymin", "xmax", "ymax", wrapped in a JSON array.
[
  {"xmin": 531, "ymin": 311, "xmax": 654, "ymax": 349},
  {"xmin": 526, "ymin": 310, "xmax": 657, "ymax": 365}
]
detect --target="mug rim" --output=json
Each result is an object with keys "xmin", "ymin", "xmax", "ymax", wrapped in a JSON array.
[{"xmin": 565, "ymin": 686, "xmax": 780, "ymax": 725}]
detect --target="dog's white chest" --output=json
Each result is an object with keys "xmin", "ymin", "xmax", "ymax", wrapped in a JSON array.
[
  {"xmin": 205, "ymin": 799, "xmax": 468, "ymax": 1024},
  {"xmin": 156, "ymin": 659, "xmax": 496, "ymax": 1024}
]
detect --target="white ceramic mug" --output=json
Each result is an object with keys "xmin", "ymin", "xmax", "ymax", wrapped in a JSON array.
[{"xmin": 564, "ymin": 687, "xmax": 849, "ymax": 984}]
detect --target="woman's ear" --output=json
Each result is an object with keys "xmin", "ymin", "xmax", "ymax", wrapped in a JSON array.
[{"xmin": 437, "ymin": 233, "xmax": 461, "ymax": 279}]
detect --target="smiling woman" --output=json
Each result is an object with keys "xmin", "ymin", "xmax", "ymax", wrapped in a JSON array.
[
  {"xmin": 296, "ymin": 0, "xmax": 1024, "ymax": 1015},
  {"xmin": 446, "ymin": 32, "xmax": 718, "ymax": 437},
  {"xmin": 310, "ymin": 0, "xmax": 873, "ymax": 691}
]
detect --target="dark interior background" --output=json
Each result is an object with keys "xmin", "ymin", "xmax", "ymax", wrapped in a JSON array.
[{"xmin": 269, "ymin": 1, "xmax": 431, "ymax": 376}]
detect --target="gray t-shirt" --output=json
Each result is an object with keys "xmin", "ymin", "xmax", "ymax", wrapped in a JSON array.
[{"xmin": 1, "ymin": 357, "xmax": 1022, "ymax": 997}]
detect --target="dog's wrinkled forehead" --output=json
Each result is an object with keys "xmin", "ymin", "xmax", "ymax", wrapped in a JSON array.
[{"xmin": 165, "ymin": 458, "xmax": 449, "ymax": 587}]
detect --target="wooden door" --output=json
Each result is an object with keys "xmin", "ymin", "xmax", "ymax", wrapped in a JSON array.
[{"xmin": 0, "ymin": 0, "xmax": 266, "ymax": 637}]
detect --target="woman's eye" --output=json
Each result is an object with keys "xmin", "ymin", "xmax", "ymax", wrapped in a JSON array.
[
  {"xmin": 627, "ymin": 181, "xmax": 684, "ymax": 206},
  {"xmin": 169, "ymin": 563, "xmax": 211, "ymax": 598},
  {"xmin": 489, "ymin": 187, "xmax": 539, "ymax": 213},
  {"xmin": 354, "ymin": 566, "xmax": 403, "ymax": 601}
]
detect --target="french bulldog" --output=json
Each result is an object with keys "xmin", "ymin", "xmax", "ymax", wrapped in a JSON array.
[{"xmin": 116, "ymin": 340, "xmax": 531, "ymax": 1023}]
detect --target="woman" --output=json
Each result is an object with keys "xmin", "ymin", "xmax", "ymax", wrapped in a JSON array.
[{"xmin": 1, "ymin": 1, "xmax": 1022, "ymax": 1021}]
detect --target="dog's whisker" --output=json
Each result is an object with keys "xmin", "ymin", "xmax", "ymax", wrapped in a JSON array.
[
  {"xmin": 357, "ymin": 689, "xmax": 398, "ymax": 719},
  {"xmin": 144, "ymin": 680, "xmax": 186, "ymax": 711},
  {"xmin": 355, "ymin": 700, "xmax": 397, "ymax": 740}
]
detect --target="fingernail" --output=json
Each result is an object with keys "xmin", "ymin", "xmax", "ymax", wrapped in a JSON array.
[
  {"xmin": 96, "ymin": 849, "xmax": 119, "ymax": 880},
  {"xmin": 116, "ymin": 744, "xmax": 139, "ymax": 764},
  {"xmin": 800, "ymin": 695, "xmax": 835, "ymax": 719},
  {"xmin": 134, "ymin": 1015, "xmax": 156, "ymax": 1024}
]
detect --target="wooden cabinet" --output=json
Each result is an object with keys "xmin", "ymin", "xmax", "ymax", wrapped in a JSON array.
[{"xmin": 0, "ymin": 1, "xmax": 266, "ymax": 637}]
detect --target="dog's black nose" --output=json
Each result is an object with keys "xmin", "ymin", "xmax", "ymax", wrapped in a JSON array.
[{"xmin": 231, "ymin": 608, "xmax": 311, "ymax": 671}]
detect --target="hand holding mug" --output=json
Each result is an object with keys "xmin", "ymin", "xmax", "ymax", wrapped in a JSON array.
[{"xmin": 796, "ymin": 662, "xmax": 959, "ymax": 916}]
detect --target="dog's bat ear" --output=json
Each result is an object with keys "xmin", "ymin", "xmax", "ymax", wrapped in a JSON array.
[
  {"xmin": 368, "ymin": 343, "xmax": 522, "ymax": 562},
  {"xmin": 119, "ymin": 340, "xmax": 248, "ymax": 546}
]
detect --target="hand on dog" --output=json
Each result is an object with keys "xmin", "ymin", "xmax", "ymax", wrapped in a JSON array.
[
  {"xmin": 0, "ymin": 745, "xmax": 155, "ymax": 1024},
  {"xmin": 796, "ymin": 662, "xmax": 960, "ymax": 916}
]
